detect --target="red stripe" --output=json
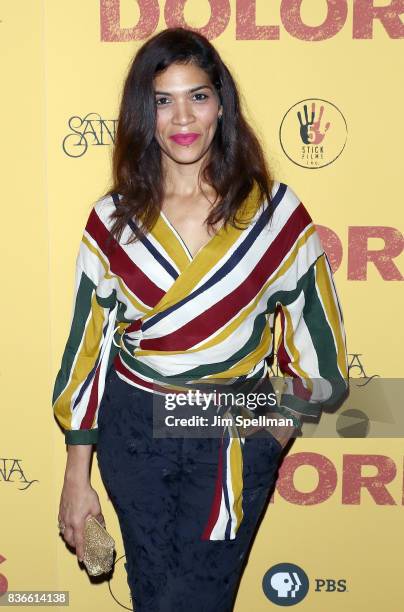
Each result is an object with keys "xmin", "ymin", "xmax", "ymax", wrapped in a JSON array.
[
  {"xmin": 125, "ymin": 318, "xmax": 142, "ymax": 333},
  {"xmin": 86, "ymin": 208, "xmax": 164, "ymax": 307},
  {"xmin": 113, "ymin": 356, "xmax": 161, "ymax": 391},
  {"xmin": 113, "ymin": 354, "xmax": 197, "ymax": 395},
  {"xmin": 276, "ymin": 307, "xmax": 295, "ymax": 377},
  {"xmin": 141, "ymin": 203, "xmax": 312, "ymax": 351},
  {"xmin": 81, "ymin": 365, "xmax": 101, "ymax": 429},
  {"xmin": 277, "ymin": 305, "xmax": 312, "ymax": 400},
  {"xmin": 293, "ymin": 378, "xmax": 312, "ymax": 401},
  {"xmin": 200, "ymin": 434, "xmax": 225, "ymax": 540}
]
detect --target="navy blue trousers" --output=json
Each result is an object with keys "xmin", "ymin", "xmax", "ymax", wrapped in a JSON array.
[{"xmin": 96, "ymin": 366, "xmax": 283, "ymax": 611}]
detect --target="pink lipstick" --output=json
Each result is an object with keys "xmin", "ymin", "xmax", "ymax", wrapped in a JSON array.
[{"xmin": 169, "ymin": 133, "xmax": 200, "ymax": 146}]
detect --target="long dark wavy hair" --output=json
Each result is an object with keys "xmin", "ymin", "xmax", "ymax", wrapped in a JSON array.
[{"xmin": 101, "ymin": 26, "xmax": 276, "ymax": 246}]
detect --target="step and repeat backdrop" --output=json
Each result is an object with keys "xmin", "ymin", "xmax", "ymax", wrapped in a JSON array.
[{"xmin": 1, "ymin": 1, "xmax": 403, "ymax": 610}]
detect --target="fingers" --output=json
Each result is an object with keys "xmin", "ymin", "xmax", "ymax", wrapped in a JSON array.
[
  {"xmin": 59, "ymin": 520, "xmax": 85, "ymax": 563},
  {"xmin": 73, "ymin": 525, "xmax": 85, "ymax": 562},
  {"xmin": 62, "ymin": 525, "xmax": 75, "ymax": 549}
]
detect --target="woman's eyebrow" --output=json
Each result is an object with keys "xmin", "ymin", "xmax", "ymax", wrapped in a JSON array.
[{"xmin": 154, "ymin": 85, "xmax": 213, "ymax": 95}]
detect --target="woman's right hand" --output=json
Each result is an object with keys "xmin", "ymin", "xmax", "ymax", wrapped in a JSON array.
[{"xmin": 58, "ymin": 479, "xmax": 105, "ymax": 563}]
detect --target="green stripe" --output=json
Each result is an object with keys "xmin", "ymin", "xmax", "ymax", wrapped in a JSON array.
[
  {"xmin": 301, "ymin": 260, "xmax": 348, "ymax": 408},
  {"xmin": 52, "ymin": 270, "xmax": 117, "ymax": 404},
  {"xmin": 52, "ymin": 270, "xmax": 96, "ymax": 404},
  {"xmin": 280, "ymin": 394, "xmax": 322, "ymax": 417},
  {"xmin": 65, "ymin": 428, "xmax": 98, "ymax": 445},
  {"xmin": 275, "ymin": 255, "xmax": 348, "ymax": 419},
  {"xmin": 182, "ymin": 311, "xmax": 269, "ymax": 378},
  {"xmin": 302, "ymin": 263, "xmax": 339, "ymax": 380},
  {"xmin": 120, "ymin": 312, "xmax": 269, "ymax": 383}
]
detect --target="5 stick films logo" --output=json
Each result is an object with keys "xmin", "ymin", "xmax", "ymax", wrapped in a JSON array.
[
  {"xmin": 279, "ymin": 99, "xmax": 347, "ymax": 168},
  {"xmin": 262, "ymin": 562, "xmax": 347, "ymax": 605}
]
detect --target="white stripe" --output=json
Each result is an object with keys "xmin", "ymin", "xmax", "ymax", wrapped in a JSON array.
[
  {"xmin": 143, "ymin": 196, "xmax": 299, "ymax": 337},
  {"xmin": 71, "ymin": 303, "xmax": 118, "ymax": 429},
  {"xmin": 313, "ymin": 259, "xmax": 344, "ymax": 380}
]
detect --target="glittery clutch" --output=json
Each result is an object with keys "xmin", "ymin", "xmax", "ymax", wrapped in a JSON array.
[{"xmin": 83, "ymin": 515, "xmax": 115, "ymax": 576}]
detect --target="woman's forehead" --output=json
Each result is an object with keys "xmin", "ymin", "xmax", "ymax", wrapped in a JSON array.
[{"xmin": 154, "ymin": 62, "xmax": 211, "ymax": 89}]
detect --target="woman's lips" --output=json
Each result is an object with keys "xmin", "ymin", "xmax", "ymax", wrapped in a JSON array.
[{"xmin": 169, "ymin": 133, "xmax": 200, "ymax": 146}]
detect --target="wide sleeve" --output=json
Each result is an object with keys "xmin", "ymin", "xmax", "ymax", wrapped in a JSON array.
[
  {"xmin": 52, "ymin": 205, "xmax": 120, "ymax": 445},
  {"xmin": 274, "ymin": 198, "xmax": 349, "ymax": 430}
]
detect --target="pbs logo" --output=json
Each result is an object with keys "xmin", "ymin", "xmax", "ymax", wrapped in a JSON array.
[{"xmin": 262, "ymin": 563, "xmax": 309, "ymax": 605}]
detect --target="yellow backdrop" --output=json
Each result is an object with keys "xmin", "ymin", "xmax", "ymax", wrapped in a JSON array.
[{"xmin": 1, "ymin": 1, "xmax": 403, "ymax": 610}]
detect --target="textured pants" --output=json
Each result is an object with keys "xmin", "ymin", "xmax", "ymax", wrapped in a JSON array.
[{"xmin": 96, "ymin": 366, "xmax": 283, "ymax": 612}]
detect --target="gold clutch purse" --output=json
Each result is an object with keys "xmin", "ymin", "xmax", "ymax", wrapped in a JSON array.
[{"xmin": 83, "ymin": 515, "xmax": 115, "ymax": 576}]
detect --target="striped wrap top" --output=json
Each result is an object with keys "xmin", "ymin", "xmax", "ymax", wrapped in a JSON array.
[{"xmin": 52, "ymin": 180, "xmax": 349, "ymax": 540}]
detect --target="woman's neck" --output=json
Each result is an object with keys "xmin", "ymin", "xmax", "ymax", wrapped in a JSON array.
[{"xmin": 161, "ymin": 152, "xmax": 212, "ymax": 199}]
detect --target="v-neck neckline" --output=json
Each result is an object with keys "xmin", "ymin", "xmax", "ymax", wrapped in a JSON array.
[
  {"xmin": 140, "ymin": 181, "xmax": 264, "ymax": 321},
  {"xmin": 159, "ymin": 209, "xmax": 224, "ymax": 262}
]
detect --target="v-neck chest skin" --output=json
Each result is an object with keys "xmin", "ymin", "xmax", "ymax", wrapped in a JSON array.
[
  {"xmin": 132, "ymin": 185, "xmax": 262, "ymax": 285},
  {"xmin": 158, "ymin": 190, "xmax": 225, "ymax": 261},
  {"xmin": 159, "ymin": 208, "xmax": 225, "ymax": 262}
]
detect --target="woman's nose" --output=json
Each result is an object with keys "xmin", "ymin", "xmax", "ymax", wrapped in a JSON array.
[{"xmin": 172, "ymin": 101, "xmax": 195, "ymax": 125}]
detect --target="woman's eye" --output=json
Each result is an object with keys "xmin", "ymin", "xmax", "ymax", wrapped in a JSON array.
[
  {"xmin": 155, "ymin": 97, "xmax": 169, "ymax": 106},
  {"xmin": 155, "ymin": 93, "xmax": 209, "ymax": 106},
  {"xmin": 193, "ymin": 93, "xmax": 208, "ymax": 101}
]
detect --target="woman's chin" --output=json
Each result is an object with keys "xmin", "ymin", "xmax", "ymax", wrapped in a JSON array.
[{"xmin": 166, "ymin": 148, "xmax": 209, "ymax": 165}]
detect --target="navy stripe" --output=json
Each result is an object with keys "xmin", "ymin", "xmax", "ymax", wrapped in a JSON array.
[
  {"xmin": 128, "ymin": 218, "xmax": 179, "ymax": 281},
  {"xmin": 111, "ymin": 192, "xmax": 120, "ymax": 208},
  {"xmin": 142, "ymin": 182, "xmax": 286, "ymax": 332},
  {"xmin": 111, "ymin": 193, "xmax": 179, "ymax": 281},
  {"xmin": 72, "ymin": 313, "xmax": 111, "ymax": 410},
  {"xmin": 222, "ymin": 432, "xmax": 232, "ymax": 540}
]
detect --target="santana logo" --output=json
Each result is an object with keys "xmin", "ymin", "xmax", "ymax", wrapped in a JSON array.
[
  {"xmin": 348, "ymin": 353, "xmax": 379, "ymax": 386},
  {"xmin": 0, "ymin": 458, "xmax": 38, "ymax": 491},
  {"xmin": 270, "ymin": 351, "xmax": 377, "ymax": 380},
  {"xmin": 279, "ymin": 99, "xmax": 347, "ymax": 169},
  {"xmin": 62, "ymin": 113, "xmax": 117, "ymax": 158}
]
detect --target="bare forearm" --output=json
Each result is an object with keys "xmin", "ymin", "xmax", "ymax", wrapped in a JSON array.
[{"xmin": 65, "ymin": 445, "xmax": 93, "ymax": 486}]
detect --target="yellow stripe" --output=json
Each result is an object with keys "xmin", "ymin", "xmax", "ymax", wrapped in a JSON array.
[
  {"xmin": 115, "ymin": 356, "xmax": 202, "ymax": 393},
  {"xmin": 315, "ymin": 255, "xmax": 348, "ymax": 378},
  {"xmin": 105, "ymin": 271, "xmax": 150, "ymax": 315},
  {"xmin": 229, "ymin": 435, "xmax": 244, "ymax": 530},
  {"xmin": 82, "ymin": 235, "xmax": 150, "ymax": 314},
  {"xmin": 135, "ymin": 224, "xmax": 317, "ymax": 359},
  {"xmin": 205, "ymin": 319, "xmax": 273, "ymax": 379},
  {"xmin": 151, "ymin": 214, "xmax": 191, "ymax": 272},
  {"xmin": 280, "ymin": 304, "xmax": 313, "ymax": 391},
  {"xmin": 141, "ymin": 182, "xmax": 263, "ymax": 321},
  {"xmin": 54, "ymin": 292, "xmax": 107, "ymax": 428},
  {"xmin": 82, "ymin": 235, "xmax": 109, "ymax": 272},
  {"xmin": 194, "ymin": 225, "xmax": 318, "ymax": 376}
]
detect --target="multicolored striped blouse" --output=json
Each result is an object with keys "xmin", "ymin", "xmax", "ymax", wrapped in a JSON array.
[{"xmin": 52, "ymin": 180, "xmax": 348, "ymax": 540}]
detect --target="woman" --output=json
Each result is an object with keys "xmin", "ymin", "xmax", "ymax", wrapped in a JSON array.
[{"xmin": 53, "ymin": 27, "xmax": 348, "ymax": 611}]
